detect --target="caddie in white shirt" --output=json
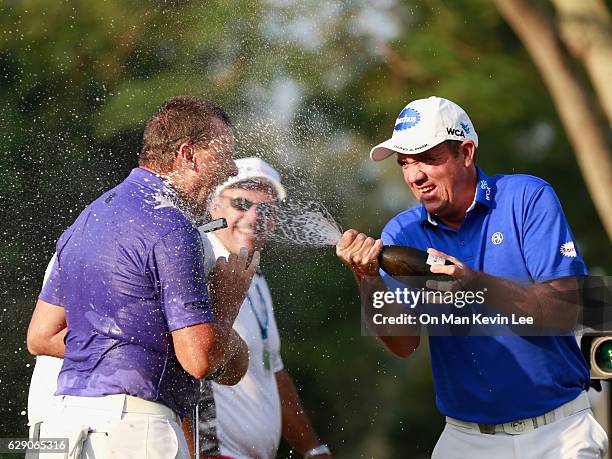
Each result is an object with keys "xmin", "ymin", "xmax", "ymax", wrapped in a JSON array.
[{"xmin": 193, "ymin": 157, "xmax": 331, "ymax": 459}]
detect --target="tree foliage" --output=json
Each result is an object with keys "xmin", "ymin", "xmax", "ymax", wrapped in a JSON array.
[{"xmin": 1, "ymin": 1, "xmax": 609, "ymax": 457}]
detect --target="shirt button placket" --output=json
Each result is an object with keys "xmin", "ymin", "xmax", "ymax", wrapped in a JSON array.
[
  {"xmin": 457, "ymin": 230, "xmax": 468, "ymax": 259},
  {"xmin": 450, "ymin": 227, "xmax": 470, "ymax": 261}
]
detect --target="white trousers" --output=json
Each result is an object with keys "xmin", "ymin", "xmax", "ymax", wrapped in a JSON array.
[
  {"xmin": 36, "ymin": 395, "xmax": 190, "ymax": 459},
  {"xmin": 432, "ymin": 409, "xmax": 608, "ymax": 459}
]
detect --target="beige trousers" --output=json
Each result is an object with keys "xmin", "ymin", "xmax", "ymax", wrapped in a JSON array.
[
  {"xmin": 36, "ymin": 394, "xmax": 189, "ymax": 459},
  {"xmin": 432, "ymin": 409, "xmax": 608, "ymax": 459}
]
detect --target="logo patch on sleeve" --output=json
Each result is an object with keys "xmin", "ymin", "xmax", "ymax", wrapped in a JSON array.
[
  {"xmin": 560, "ymin": 241, "xmax": 577, "ymax": 258},
  {"xmin": 184, "ymin": 300, "xmax": 210, "ymax": 310}
]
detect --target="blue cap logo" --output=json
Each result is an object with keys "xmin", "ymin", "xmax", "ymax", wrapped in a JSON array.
[{"xmin": 394, "ymin": 107, "xmax": 421, "ymax": 132}]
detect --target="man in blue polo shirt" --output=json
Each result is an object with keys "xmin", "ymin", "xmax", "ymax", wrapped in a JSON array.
[
  {"xmin": 336, "ymin": 96, "xmax": 608, "ymax": 458},
  {"xmin": 26, "ymin": 96, "xmax": 256, "ymax": 458}
]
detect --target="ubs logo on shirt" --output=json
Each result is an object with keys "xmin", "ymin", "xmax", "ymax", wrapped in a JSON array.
[{"xmin": 491, "ymin": 232, "xmax": 504, "ymax": 245}]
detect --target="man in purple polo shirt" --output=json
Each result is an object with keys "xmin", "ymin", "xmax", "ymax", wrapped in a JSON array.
[{"xmin": 26, "ymin": 96, "xmax": 256, "ymax": 458}]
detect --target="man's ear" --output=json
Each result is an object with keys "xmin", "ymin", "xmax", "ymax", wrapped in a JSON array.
[
  {"xmin": 461, "ymin": 140, "xmax": 476, "ymax": 167},
  {"xmin": 177, "ymin": 142, "xmax": 195, "ymax": 166}
]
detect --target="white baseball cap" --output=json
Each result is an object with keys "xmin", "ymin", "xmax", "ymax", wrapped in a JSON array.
[
  {"xmin": 369, "ymin": 96, "xmax": 478, "ymax": 161},
  {"xmin": 215, "ymin": 157, "xmax": 286, "ymax": 201}
]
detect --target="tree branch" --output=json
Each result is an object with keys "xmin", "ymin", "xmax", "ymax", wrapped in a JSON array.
[{"xmin": 495, "ymin": 0, "xmax": 612, "ymax": 239}]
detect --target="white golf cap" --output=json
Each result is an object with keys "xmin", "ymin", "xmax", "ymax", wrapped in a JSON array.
[
  {"xmin": 369, "ymin": 96, "xmax": 478, "ymax": 161},
  {"xmin": 215, "ymin": 157, "xmax": 287, "ymax": 201}
]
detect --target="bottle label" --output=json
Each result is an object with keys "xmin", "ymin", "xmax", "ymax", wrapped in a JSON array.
[{"xmin": 426, "ymin": 253, "xmax": 446, "ymax": 266}]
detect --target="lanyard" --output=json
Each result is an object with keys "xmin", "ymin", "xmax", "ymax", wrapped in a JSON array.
[{"xmin": 246, "ymin": 280, "xmax": 269, "ymax": 341}]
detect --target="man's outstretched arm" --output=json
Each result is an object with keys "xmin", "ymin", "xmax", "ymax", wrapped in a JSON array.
[
  {"xmin": 172, "ymin": 249, "xmax": 258, "ymax": 383},
  {"xmin": 427, "ymin": 248, "xmax": 581, "ymax": 330},
  {"xmin": 336, "ymin": 229, "xmax": 421, "ymax": 358},
  {"xmin": 276, "ymin": 369, "xmax": 331, "ymax": 458}
]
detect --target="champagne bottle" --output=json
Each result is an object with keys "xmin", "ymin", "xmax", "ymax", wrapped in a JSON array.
[{"xmin": 378, "ymin": 245, "xmax": 451, "ymax": 277}]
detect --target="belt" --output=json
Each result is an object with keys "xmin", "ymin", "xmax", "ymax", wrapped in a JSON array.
[
  {"xmin": 123, "ymin": 395, "xmax": 177, "ymax": 419},
  {"xmin": 446, "ymin": 391, "xmax": 591, "ymax": 435},
  {"xmin": 62, "ymin": 394, "xmax": 178, "ymax": 422}
]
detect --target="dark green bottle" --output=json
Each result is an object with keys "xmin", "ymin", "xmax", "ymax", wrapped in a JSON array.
[{"xmin": 378, "ymin": 245, "xmax": 451, "ymax": 277}]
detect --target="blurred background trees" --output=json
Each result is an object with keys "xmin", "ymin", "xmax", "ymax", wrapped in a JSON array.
[
  {"xmin": 496, "ymin": 0, "xmax": 612, "ymax": 237},
  {"xmin": 1, "ymin": 0, "xmax": 610, "ymax": 458}
]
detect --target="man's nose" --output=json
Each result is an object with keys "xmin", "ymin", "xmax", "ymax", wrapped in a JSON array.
[
  {"xmin": 408, "ymin": 167, "xmax": 427, "ymax": 184},
  {"xmin": 242, "ymin": 205, "xmax": 259, "ymax": 222}
]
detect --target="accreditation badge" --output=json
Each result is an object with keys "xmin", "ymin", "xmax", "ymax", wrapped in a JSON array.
[{"xmin": 262, "ymin": 340, "xmax": 271, "ymax": 371}]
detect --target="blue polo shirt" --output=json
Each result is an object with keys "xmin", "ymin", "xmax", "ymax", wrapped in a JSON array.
[
  {"xmin": 381, "ymin": 168, "xmax": 589, "ymax": 424},
  {"xmin": 39, "ymin": 167, "xmax": 214, "ymax": 417}
]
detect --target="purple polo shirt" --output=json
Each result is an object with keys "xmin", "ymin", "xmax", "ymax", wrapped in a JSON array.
[{"xmin": 39, "ymin": 167, "xmax": 213, "ymax": 417}]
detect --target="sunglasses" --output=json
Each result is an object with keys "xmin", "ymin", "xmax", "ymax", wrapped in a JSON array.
[{"xmin": 220, "ymin": 195, "xmax": 279, "ymax": 215}]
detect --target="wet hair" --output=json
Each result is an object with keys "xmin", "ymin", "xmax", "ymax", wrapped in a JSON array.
[{"xmin": 139, "ymin": 96, "xmax": 232, "ymax": 171}]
